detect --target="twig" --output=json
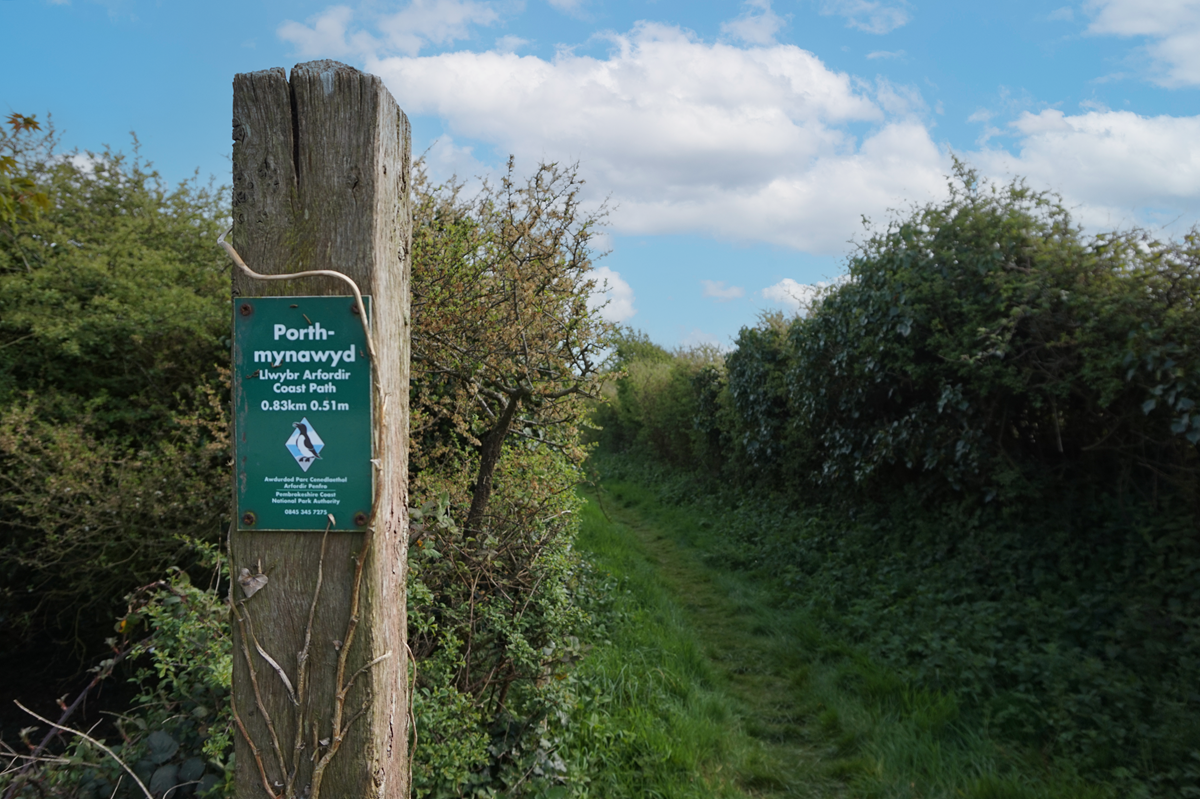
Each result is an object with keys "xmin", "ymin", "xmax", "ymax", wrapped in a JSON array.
[
  {"xmin": 254, "ymin": 640, "xmax": 298, "ymax": 705},
  {"xmin": 13, "ymin": 701, "xmax": 153, "ymax": 799},
  {"xmin": 219, "ymin": 227, "xmax": 375, "ymax": 360},
  {"xmin": 404, "ymin": 640, "xmax": 418, "ymax": 797},
  {"xmin": 285, "ymin": 515, "xmax": 333, "ymax": 797},
  {"xmin": 231, "ymin": 695, "xmax": 282, "ymax": 799},
  {"xmin": 231, "ymin": 602, "xmax": 289, "ymax": 785},
  {"xmin": 3, "ymin": 644, "xmax": 135, "ymax": 799},
  {"xmin": 309, "ymin": 534, "xmax": 372, "ymax": 799},
  {"xmin": 343, "ymin": 652, "xmax": 393, "ymax": 691},
  {"xmin": 0, "ymin": 752, "xmax": 73, "ymax": 769}
]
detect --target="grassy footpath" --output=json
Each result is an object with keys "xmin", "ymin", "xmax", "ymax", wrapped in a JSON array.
[{"xmin": 567, "ymin": 475, "xmax": 1114, "ymax": 799}]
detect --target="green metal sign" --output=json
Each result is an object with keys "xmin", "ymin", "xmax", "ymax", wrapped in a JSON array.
[{"xmin": 233, "ymin": 296, "xmax": 373, "ymax": 531}]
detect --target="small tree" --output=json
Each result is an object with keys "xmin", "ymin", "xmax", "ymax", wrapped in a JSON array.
[{"xmin": 411, "ymin": 157, "xmax": 612, "ymax": 533}]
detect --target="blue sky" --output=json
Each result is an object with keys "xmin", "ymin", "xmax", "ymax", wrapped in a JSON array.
[{"xmin": 5, "ymin": 0, "xmax": 1200, "ymax": 347}]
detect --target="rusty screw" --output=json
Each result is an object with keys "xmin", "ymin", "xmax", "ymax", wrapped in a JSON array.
[
  {"xmin": 350, "ymin": 303, "xmax": 361, "ymax": 316},
  {"xmin": 353, "ymin": 511, "xmax": 369, "ymax": 527},
  {"xmin": 240, "ymin": 303, "xmax": 253, "ymax": 316},
  {"xmin": 241, "ymin": 511, "xmax": 257, "ymax": 527}
]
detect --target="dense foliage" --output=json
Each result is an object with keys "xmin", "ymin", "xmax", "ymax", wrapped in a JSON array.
[
  {"xmin": 0, "ymin": 121, "xmax": 230, "ymax": 648},
  {"xmin": 784, "ymin": 167, "xmax": 1198, "ymax": 502},
  {"xmin": 595, "ymin": 166, "xmax": 1200, "ymax": 794},
  {"xmin": 0, "ymin": 120, "xmax": 611, "ymax": 798}
]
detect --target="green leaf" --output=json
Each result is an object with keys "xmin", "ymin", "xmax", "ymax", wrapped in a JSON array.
[
  {"xmin": 146, "ymin": 729, "xmax": 178, "ymax": 764},
  {"xmin": 149, "ymin": 763, "xmax": 179, "ymax": 795},
  {"xmin": 179, "ymin": 756, "xmax": 206, "ymax": 783}
]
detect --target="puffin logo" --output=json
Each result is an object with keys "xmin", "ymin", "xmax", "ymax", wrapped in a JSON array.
[{"xmin": 285, "ymin": 418, "xmax": 325, "ymax": 472}]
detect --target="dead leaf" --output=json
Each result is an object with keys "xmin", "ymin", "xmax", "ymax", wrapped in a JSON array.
[{"xmin": 238, "ymin": 567, "xmax": 268, "ymax": 599}]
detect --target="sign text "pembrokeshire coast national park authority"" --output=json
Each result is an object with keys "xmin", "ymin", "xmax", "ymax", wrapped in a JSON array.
[{"xmin": 233, "ymin": 296, "xmax": 373, "ymax": 532}]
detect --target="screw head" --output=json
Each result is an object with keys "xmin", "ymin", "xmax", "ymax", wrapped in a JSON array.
[
  {"xmin": 353, "ymin": 511, "xmax": 369, "ymax": 527},
  {"xmin": 241, "ymin": 511, "xmax": 257, "ymax": 527},
  {"xmin": 240, "ymin": 303, "xmax": 253, "ymax": 316},
  {"xmin": 350, "ymin": 303, "xmax": 361, "ymax": 316}
]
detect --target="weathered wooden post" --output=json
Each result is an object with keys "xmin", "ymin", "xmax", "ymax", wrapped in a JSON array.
[{"xmin": 227, "ymin": 60, "xmax": 411, "ymax": 799}]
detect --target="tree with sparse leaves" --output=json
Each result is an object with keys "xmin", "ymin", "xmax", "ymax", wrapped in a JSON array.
[{"xmin": 410, "ymin": 157, "xmax": 612, "ymax": 533}]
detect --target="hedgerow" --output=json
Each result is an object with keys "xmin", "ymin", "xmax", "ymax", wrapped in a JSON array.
[{"xmin": 596, "ymin": 163, "xmax": 1200, "ymax": 793}]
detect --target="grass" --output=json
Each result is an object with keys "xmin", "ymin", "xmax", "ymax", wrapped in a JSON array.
[{"xmin": 566, "ymin": 471, "xmax": 1118, "ymax": 799}]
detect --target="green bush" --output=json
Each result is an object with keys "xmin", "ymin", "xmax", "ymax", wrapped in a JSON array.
[
  {"xmin": 1, "ymin": 554, "xmax": 232, "ymax": 799},
  {"xmin": 592, "ymin": 329, "xmax": 726, "ymax": 470},
  {"xmin": 0, "ymin": 123, "xmax": 231, "ymax": 650},
  {"xmin": 787, "ymin": 163, "xmax": 1199, "ymax": 503}
]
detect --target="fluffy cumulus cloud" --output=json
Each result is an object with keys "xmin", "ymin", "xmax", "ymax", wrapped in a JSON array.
[
  {"xmin": 367, "ymin": 21, "xmax": 949, "ymax": 252},
  {"xmin": 702, "ymin": 280, "xmax": 745, "ymax": 301},
  {"xmin": 1086, "ymin": 0, "xmax": 1200, "ymax": 86},
  {"xmin": 588, "ymin": 265, "xmax": 637, "ymax": 322},
  {"xmin": 280, "ymin": 4, "xmax": 1200, "ymax": 254},
  {"xmin": 977, "ymin": 109, "xmax": 1200, "ymax": 229}
]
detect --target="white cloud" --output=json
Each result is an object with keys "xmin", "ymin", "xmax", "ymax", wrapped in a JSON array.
[
  {"xmin": 606, "ymin": 119, "xmax": 946, "ymax": 251},
  {"xmin": 62, "ymin": 153, "xmax": 99, "ymax": 176},
  {"xmin": 721, "ymin": 0, "xmax": 787, "ymax": 46},
  {"xmin": 866, "ymin": 49, "xmax": 905, "ymax": 59},
  {"xmin": 589, "ymin": 265, "xmax": 637, "ymax": 322},
  {"xmin": 368, "ymin": 21, "xmax": 947, "ymax": 252},
  {"xmin": 761, "ymin": 277, "xmax": 844, "ymax": 315},
  {"xmin": 875, "ymin": 77, "xmax": 925, "ymax": 115},
  {"xmin": 1086, "ymin": 0, "xmax": 1200, "ymax": 86},
  {"xmin": 820, "ymin": 0, "xmax": 911, "ymax": 34},
  {"xmin": 279, "ymin": 8, "xmax": 1200, "ymax": 254},
  {"xmin": 421, "ymin": 135, "xmax": 489, "ymax": 184},
  {"xmin": 278, "ymin": 6, "xmax": 360, "ymax": 58},
  {"xmin": 279, "ymin": 0, "xmax": 500, "ymax": 58},
  {"xmin": 495, "ymin": 34, "xmax": 529, "ymax": 53},
  {"xmin": 975, "ymin": 108, "xmax": 1200, "ymax": 229},
  {"xmin": 548, "ymin": 0, "xmax": 585, "ymax": 12},
  {"xmin": 763, "ymin": 275, "xmax": 849, "ymax": 311},
  {"xmin": 701, "ymin": 280, "xmax": 745, "ymax": 301}
]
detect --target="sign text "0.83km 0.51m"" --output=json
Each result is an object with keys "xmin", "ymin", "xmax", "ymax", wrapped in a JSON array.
[{"xmin": 233, "ymin": 296, "xmax": 373, "ymax": 531}]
